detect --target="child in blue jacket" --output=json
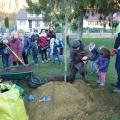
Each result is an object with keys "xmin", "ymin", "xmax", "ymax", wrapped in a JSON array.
[
  {"xmin": 52, "ymin": 39, "xmax": 64, "ymax": 65},
  {"xmin": 89, "ymin": 42, "xmax": 99, "ymax": 73},
  {"xmin": 30, "ymin": 36, "xmax": 39, "ymax": 64}
]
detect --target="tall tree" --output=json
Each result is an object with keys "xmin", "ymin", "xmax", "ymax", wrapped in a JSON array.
[{"xmin": 4, "ymin": 16, "xmax": 9, "ymax": 33}]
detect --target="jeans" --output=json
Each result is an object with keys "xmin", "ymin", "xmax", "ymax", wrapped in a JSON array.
[
  {"xmin": 2, "ymin": 54, "xmax": 9, "ymax": 69},
  {"xmin": 47, "ymin": 48, "xmax": 51, "ymax": 60},
  {"xmin": 22, "ymin": 51, "xmax": 28, "ymax": 64},
  {"xmin": 32, "ymin": 52, "xmax": 38, "ymax": 64},
  {"xmin": 116, "ymin": 73, "xmax": 120, "ymax": 89},
  {"xmin": 53, "ymin": 54, "xmax": 62, "ymax": 65},
  {"xmin": 91, "ymin": 60, "xmax": 98, "ymax": 73},
  {"xmin": 41, "ymin": 49, "xmax": 47, "ymax": 61}
]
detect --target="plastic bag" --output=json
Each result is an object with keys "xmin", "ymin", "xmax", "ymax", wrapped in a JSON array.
[{"xmin": 0, "ymin": 84, "xmax": 28, "ymax": 120}]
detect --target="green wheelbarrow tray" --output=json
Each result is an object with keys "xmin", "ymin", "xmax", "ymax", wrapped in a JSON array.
[{"xmin": 0, "ymin": 64, "xmax": 35, "ymax": 80}]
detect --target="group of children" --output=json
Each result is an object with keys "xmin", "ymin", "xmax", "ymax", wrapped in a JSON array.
[
  {"xmin": 88, "ymin": 36, "xmax": 120, "ymax": 92},
  {"xmin": 0, "ymin": 27, "xmax": 64, "ymax": 70},
  {"xmin": 89, "ymin": 42, "xmax": 111, "ymax": 87}
]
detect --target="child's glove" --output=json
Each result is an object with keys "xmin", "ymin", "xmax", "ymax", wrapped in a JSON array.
[{"xmin": 111, "ymin": 49, "xmax": 117, "ymax": 56}]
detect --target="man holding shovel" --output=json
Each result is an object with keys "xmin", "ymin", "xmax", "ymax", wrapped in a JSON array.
[{"xmin": 67, "ymin": 37, "xmax": 92, "ymax": 83}]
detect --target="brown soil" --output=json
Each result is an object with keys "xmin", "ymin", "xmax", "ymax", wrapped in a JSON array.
[{"xmin": 28, "ymin": 80, "xmax": 120, "ymax": 120}]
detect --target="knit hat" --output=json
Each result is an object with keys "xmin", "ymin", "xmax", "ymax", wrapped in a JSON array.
[{"xmin": 71, "ymin": 40, "xmax": 80, "ymax": 49}]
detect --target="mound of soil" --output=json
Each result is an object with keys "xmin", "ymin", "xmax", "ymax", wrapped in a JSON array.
[{"xmin": 28, "ymin": 81, "xmax": 120, "ymax": 120}]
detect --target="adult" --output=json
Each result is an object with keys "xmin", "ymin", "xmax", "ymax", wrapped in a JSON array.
[
  {"xmin": 9, "ymin": 32, "xmax": 23, "ymax": 66},
  {"xmin": 39, "ymin": 30, "xmax": 49, "ymax": 63},
  {"xmin": 18, "ymin": 30, "xmax": 31, "ymax": 64},
  {"xmin": 47, "ymin": 27, "xmax": 56, "ymax": 60},
  {"xmin": 31, "ymin": 29, "xmax": 39, "ymax": 44},
  {"xmin": 0, "ymin": 32, "xmax": 10, "ymax": 69},
  {"xmin": 67, "ymin": 37, "xmax": 92, "ymax": 83},
  {"xmin": 112, "ymin": 33, "xmax": 120, "ymax": 92}
]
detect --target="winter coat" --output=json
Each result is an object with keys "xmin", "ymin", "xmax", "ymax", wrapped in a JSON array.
[
  {"xmin": 91, "ymin": 47, "xmax": 99, "ymax": 61},
  {"xmin": 30, "ymin": 41, "xmax": 38, "ymax": 54},
  {"xmin": 0, "ymin": 39, "xmax": 9, "ymax": 55},
  {"xmin": 70, "ymin": 41, "xmax": 92, "ymax": 65},
  {"xmin": 39, "ymin": 36, "xmax": 49, "ymax": 50},
  {"xmin": 9, "ymin": 38, "xmax": 23, "ymax": 62},
  {"xmin": 115, "ymin": 49, "xmax": 120, "ymax": 73},
  {"xmin": 114, "ymin": 33, "xmax": 120, "ymax": 49},
  {"xmin": 22, "ymin": 36, "xmax": 31, "ymax": 54},
  {"xmin": 47, "ymin": 31, "xmax": 56, "ymax": 39},
  {"xmin": 96, "ymin": 55, "xmax": 110, "ymax": 72},
  {"xmin": 31, "ymin": 34, "xmax": 39, "ymax": 43},
  {"xmin": 58, "ymin": 40, "xmax": 64, "ymax": 55}
]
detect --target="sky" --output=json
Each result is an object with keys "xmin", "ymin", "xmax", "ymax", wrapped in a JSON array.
[{"xmin": 0, "ymin": 0, "xmax": 27, "ymax": 13}]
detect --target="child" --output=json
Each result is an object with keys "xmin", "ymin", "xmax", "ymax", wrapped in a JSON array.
[
  {"xmin": 52, "ymin": 39, "xmax": 64, "ymax": 65},
  {"xmin": 39, "ymin": 30, "xmax": 49, "ymax": 63},
  {"xmin": 30, "ymin": 36, "xmax": 39, "ymax": 64},
  {"xmin": 89, "ymin": 42, "xmax": 99, "ymax": 73},
  {"xmin": 96, "ymin": 47, "xmax": 111, "ymax": 87},
  {"xmin": 58, "ymin": 38, "xmax": 64, "ymax": 64}
]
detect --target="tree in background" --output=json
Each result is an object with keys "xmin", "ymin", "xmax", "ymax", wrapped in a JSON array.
[
  {"xmin": 4, "ymin": 16, "xmax": 9, "ymax": 32},
  {"xmin": 26, "ymin": 0, "xmax": 120, "ymax": 38}
]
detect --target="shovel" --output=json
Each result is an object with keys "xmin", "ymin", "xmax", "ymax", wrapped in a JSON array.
[{"xmin": 5, "ymin": 43, "xmax": 25, "ymax": 65}]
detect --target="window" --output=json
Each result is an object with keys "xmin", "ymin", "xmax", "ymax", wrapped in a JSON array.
[
  {"xmin": 19, "ymin": 20, "xmax": 26, "ymax": 25},
  {"xmin": 35, "ymin": 21, "xmax": 41, "ymax": 27},
  {"xmin": 27, "ymin": 13, "xmax": 34, "ymax": 17}
]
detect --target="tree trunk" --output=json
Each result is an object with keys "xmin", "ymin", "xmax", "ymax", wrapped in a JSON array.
[
  {"xmin": 77, "ymin": 10, "xmax": 84, "ymax": 40},
  {"xmin": 64, "ymin": 16, "xmax": 68, "ymax": 82}
]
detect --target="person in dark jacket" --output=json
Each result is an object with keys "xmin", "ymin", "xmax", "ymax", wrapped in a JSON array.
[
  {"xmin": 31, "ymin": 29, "xmax": 39, "ymax": 44},
  {"xmin": 96, "ymin": 47, "xmax": 111, "ymax": 87},
  {"xmin": 18, "ymin": 30, "xmax": 31, "ymax": 64},
  {"xmin": 89, "ymin": 42, "xmax": 99, "ymax": 73},
  {"xmin": 47, "ymin": 27, "xmax": 56, "ymax": 61},
  {"xmin": 0, "ymin": 32, "xmax": 10, "ymax": 69},
  {"xmin": 114, "ymin": 33, "xmax": 120, "ymax": 50},
  {"xmin": 30, "ymin": 36, "xmax": 39, "ymax": 64},
  {"xmin": 112, "ymin": 33, "xmax": 120, "ymax": 92},
  {"xmin": 67, "ymin": 37, "xmax": 92, "ymax": 83}
]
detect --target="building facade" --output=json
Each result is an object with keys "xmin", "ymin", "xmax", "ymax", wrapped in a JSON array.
[{"xmin": 16, "ymin": 9, "xmax": 49, "ymax": 32}]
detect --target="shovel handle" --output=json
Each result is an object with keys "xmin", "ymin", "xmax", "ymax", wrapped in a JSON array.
[{"xmin": 5, "ymin": 43, "xmax": 25, "ymax": 65}]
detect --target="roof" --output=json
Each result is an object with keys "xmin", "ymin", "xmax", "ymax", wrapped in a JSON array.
[
  {"xmin": 16, "ymin": 9, "xmax": 27, "ymax": 20},
  {"xmin": 16, "ymin": 9, "xmax": 43, "ymax": 20}
]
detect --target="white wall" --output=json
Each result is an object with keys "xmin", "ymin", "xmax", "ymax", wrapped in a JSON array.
[{"xmin": 17, "ymin": 20, "xmax": 29, "ymax": 32}]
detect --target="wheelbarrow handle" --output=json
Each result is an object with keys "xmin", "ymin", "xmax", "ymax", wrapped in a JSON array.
[{"xmin": 5, "ymin": 43, "xmax": 25, "ymax": 65}]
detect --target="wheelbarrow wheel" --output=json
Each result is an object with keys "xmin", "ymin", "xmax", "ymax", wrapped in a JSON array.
[{"xmin": 28, "ymin": 74, "xmax": 48, "ymax": 88}]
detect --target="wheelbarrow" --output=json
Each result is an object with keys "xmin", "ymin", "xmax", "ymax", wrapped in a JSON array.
[
  {"xmin": 0, "ymin": 64, "xmax": 35, "ymax": 80},
  {"xmin": 0, "ymin": 64, "xmax": 47, "ymax": 88}
]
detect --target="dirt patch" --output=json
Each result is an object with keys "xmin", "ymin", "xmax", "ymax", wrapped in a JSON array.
[{"xmin": 27, "ymin": 80, "xmax": 120, "ymax": 120}]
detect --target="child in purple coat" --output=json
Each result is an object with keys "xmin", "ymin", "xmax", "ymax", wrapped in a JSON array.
[{"xmin": 96, "ymin": 47, "xmax": 111, "ymax": 87}]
